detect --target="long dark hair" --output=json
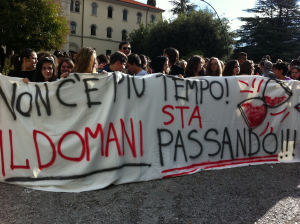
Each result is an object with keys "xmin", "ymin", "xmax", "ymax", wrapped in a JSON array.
[
  {"xmin": 34, "ymin": 57, "xmax": 57, "ymax": 82},
  {"xmin": 14, "ymin": 48, "xmax": 36, "ymax": 72},
  {"xmin": 185, "ymin": 55, "xmax": 205, "ymax": 77},
  {"xmin": 151, "ymin": 56, "xmax": 167, "ymax": 73},
  {"xmin": 223, "ymin": 60, "xmax": 238, "ymax": 76}
]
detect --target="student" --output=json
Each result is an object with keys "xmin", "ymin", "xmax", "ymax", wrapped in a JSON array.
[
  {"xmin": 126, "ymin": 54, "xmax": 148, "ymax": 76},
  {"xmin": 222, "ymin": 60, "xmax": 240, "ymax": 76},
  {"xmin": 23, "ymin": 57, "xmax": 57, "ymax": 83},
  {"xmin": 8, "ymin": 48, "xmax": 38, "ymax": 81},
  {"xmin": 71, "ymin": 51, "xmax": 78, "ymax": 64},
  {"xmin": 57, "ymin": 58, "xmax": 74, "ymax": 78},
  {"xmin": 239, "ymin": 60, "xmax": 254, "ymax": 75},
  {"xmin": 287, "ymin": 59, "xmax": 300, "ymax": 77},
  {"xmin": 57, "ymin": 54, "xmax": 64, "ymax": 65},
  {"xmin": 273, "ymin": 62, "xmax": 291, "ymax": 80},
  {"xmin": 291, "ymin": 66, "xmax": 300, "ymax": 80},
  {"xmin": 262, "ymin": 60, "xmax": 276, "ymax": 78},
  {"xmin": 119, "ymin": 41, "xmax": 131, "ymax": 56},
  {"xmin": 99, "ymin": 51, "xmax": 127, "ymax": 73},
  {"xmin": 97, "ymin": 54, "xmax": 109, "ymax": 71},
  {"xmin": 185, "ymin": 55, "xmax": 205, "ymax": 77},
  {"xmin": 151, "ymin": 56, "xmax": 169, "ymax": 74},
  {"xmin": 178, "ymin": 59, "xmax": 187, "ymax": 74},
  {"xmin": 163, "ymin": 47, "xmax": 184, "ymax": 75},
  {"xmin": 206, "ymin": 57, "xmax": 222, "ymax": 76},
  {"xmin": 238, "ymin": 52, "xmax": 247, "ymax": 65},
  {"xmin": 74, "ymin": 47, "xmax": 97, "ymax": 73}
]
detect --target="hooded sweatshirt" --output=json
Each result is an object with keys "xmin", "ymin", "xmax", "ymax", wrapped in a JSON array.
[{"xmin": 264, "ymin": 61, "xmax": 276, "ymax": 78}]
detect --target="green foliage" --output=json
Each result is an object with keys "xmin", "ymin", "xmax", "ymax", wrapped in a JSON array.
[
  {"xmin": 147, "ymin": 0, "xmax": 156, "ymax": 7},
  {"xmin": 235, "ymin": 0, "xmax": 300, "ymax": 62},
  {"xmin": 129, "ymin": 10, "xmax": 236, "ymax": 61},
  {"xmin": 2, "ymin": 57, "xmax": 14, "ymax": 76},
  {"xmin": 169, "ymin": 0, "xmax": 197, "ymax": 15},
  {"xmin": 0, "ymin": 0, "xmax": 70, "ymax": 51}
]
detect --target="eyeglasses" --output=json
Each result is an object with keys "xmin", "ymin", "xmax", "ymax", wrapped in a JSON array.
[
  {"xmin": 123, "ymin": 47, "xmax": 131, "ymax": 51},
  {"xmin": 211, "ymin": 63, "xmax": 218, "ymax": 66}
]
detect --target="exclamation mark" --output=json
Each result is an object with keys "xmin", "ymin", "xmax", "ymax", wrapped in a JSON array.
[{"xmin": 225, "ymin": 78, "xmax": 229, "ymax": 104}]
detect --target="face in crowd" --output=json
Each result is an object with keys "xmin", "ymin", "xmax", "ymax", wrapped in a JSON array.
[
  {"xmin": 292, "ymin": 67, "xmax": 300, "ymax": 80},
  {"xmin": 210, "ymin": 59, "xmax": 219, "ymax": 72},
  {"xmin": 24, "ymin": 52, "xmax": 38, "ymax": 70},
  {"xmin": 238, "ymin": 55, "xmax": 247, "ymax": 65},
  {"xmin": 120, "ymin": 44, "xmax": 131, "ymax": 56},
  {"xmin": 61, "ymin": 61, "xmax": 73, "ymax": 74},
  {"xmin": 233, "ymin": 62, "xmax": 240, "ymax": 75},
  {"xmin": 41, "ymin": 62, "xmax": 54, "ymax": 81}
]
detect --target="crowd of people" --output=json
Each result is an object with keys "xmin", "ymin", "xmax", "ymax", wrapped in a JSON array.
[{"xmin": 1, "ymin": 42, "xmax": 300, "ymax": 83}]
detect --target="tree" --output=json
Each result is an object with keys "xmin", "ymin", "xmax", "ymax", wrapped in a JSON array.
[
  {"xmin": 147, "ymin": 0, "xmax": 156, "ymax": 7},
  {"xmin": 169, "ymin": 0, "xmax": 197, "ymax": 15},
  {"xmin": 129, "ymin": 10, "xmax": 236, "ymax": 60},
  {"xmin": 0, "ymin": 0, "xmax": 70, "ymax": 52},
  {"xmin": 235, "ymin": 0, "xmax": 300, "ymax": 62}
]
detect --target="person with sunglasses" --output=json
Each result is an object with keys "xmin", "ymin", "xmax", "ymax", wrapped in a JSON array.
[{"xmin": 119, "ymin": 41, "xmax": 131, "ymax": 56}]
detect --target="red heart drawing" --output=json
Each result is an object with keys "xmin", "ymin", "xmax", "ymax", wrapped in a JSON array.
[
  {"xmin": 241, "ymin": 101, "xmax": 267, "ymax": 128},
  {"xmin": 264, "ymin": 96, "xmax": 287, "ymax": 108}
]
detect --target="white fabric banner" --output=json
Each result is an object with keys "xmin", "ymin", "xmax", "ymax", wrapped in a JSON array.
[{"xmin": 0, "ymin": 73, "xmax": 299, "ymax": 192}]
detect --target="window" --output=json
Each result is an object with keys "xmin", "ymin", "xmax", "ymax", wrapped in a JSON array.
[
  {"xmin": 137, "ymin": 12, "xmax": 142, "ymax": 23},
  {"xmin": 91, "ymin": 25, "xmax": 96, "ymax": 36},
  {"xmin": 71, "ymin": 22, "xmax": 76, "ymax": 34},
  {"xmin": 123, "ymin": 10, "xmax": 128, "ymax": 21},
  {"xmin": 108, "ymin": 6, "xmax": 113, "ymax": 18},
  {"xmin": 122, "ymin": 30, "xmax": 127, "ymax": 41},
  {"xmin": 151, "ymin": 15, "xmax": 155, "ymax": 23},
  {"xmin": 107, "ymin": 27, "xmax": 112, "ymax": 38},
  {"xmin": 70, "ymin": 0, "xmax": 74, "ymax": 11},
  {"xmin": 75, "ymin": 1, "xmax": 80, "ymax": 12},
  {"xmin": 106, "ymin": 50, "xmax": 111, "ymax": 56},
  {"xmin": 92, "ymin": 3, "xmax": 97, "ymax": 15}
]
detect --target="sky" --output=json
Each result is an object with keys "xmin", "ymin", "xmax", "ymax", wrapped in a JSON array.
[{"xmin": 139, "ymin": 0, "xmax": 258, "ymax": 31}]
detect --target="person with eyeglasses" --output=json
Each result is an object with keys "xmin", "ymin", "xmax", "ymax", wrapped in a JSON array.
[
  {"xmin": 206, "ymin": 57, "xmax": 222, "ymax": 76},
  {"xmin": 222, "ymin": 60, "xmax": 240, "ymax": 76},
  {"xmin": 119, "ymin": 41, "xmax": 131, "ymax": 56},
  {"xmin": 8, "ymin": 48, "xmax": 38, "ymax": 81},
  {"xmin": 291, "ymin": 66, "xmax": 300, "ymax": 80}
]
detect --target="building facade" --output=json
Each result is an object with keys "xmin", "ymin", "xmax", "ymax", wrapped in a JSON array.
[{"xmin": 59, "ymin": 0, "xmax": 164, "ymax": 55}]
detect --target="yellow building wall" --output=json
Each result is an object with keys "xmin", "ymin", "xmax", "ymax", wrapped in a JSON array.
[{"xmin": 68, "ymin": 0, "xmax": 163, "ymax": 55}]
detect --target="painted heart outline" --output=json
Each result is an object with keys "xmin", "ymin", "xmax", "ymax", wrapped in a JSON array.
[
  {"xmin": 238, "ymin": 78, "xmax": 293, "ymax": 131},
  {"xmin": 262, "ymin": 78, "xmax": 293, "ymax": 108}
]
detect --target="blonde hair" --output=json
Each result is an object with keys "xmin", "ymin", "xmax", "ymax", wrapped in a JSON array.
[
  {"xmin": 206, "ymin": 57, "xmax": 222, "ymax": 76},
  {"xmin": 74, "ymin": 47, "xmax": 97, "ymax": 73}
]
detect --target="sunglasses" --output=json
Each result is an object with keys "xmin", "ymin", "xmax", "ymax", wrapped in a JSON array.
[
  {"xmin": 293, "ymin": 66, "xmax": 300, "ymax": 69},
  {"xmin": 123, "ymin": 47, "xmax": 131, "ymax": 51}
]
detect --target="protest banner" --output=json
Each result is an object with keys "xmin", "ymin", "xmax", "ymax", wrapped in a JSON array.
[{"xmin": 0, "ymin": 73, "xmax": 299, "ymax": 192}]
